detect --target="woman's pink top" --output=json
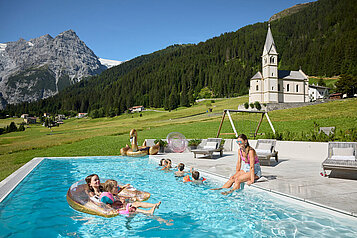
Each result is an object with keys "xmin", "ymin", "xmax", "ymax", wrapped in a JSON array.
[{"xmin": 240, "ymin": 149, "xmax": 259, "ymax": 164}]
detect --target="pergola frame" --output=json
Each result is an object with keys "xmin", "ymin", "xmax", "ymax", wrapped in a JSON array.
[{"xmin": 216, "ymin": 109, "xmax": 275, "ymax": 138}]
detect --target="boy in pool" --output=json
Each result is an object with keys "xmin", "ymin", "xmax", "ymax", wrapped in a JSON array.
[
  {"xmin": 159, "ymin": 158, "xmax": 166, "ymax": 166},
  {"xmin": 183, "ymin": 168, "xmax": 206, "ymax": 184},
  {"xmin": 102, "ymin": 179, "xmax": 161, "ymax": 215},
  {"xmin": 174, "ymin": 163, "xmax": 186, "ymax": 177},
  {"xmin": 161, "ymin": 159, "xmax": 172, "ymax": 170}
]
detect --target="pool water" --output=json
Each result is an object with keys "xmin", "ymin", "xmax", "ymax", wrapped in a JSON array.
[{"xmin": 1, "ymin": 156, "xmax": 357, "ymax": 237}]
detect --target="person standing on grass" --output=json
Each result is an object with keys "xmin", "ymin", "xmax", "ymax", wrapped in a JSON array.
[{"xmin": 210, "ymin": 134, "xmax": 261, "ymax": 195}]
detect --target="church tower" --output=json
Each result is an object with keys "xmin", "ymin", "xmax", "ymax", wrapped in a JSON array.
[{"xmin": 262, "ymin": 24, "xmax": 279, "ymax": 103}]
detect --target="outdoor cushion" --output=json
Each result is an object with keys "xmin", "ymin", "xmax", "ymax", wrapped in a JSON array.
[
  {"xmin": 257, "ymin": 143, "xmax": 272, "ymax": 152},
  {"xmin": 332, "ymin": 147, "xmax": 355, "ymax": 156},
  {"xmin": 330, "ymin": 155, "xmax": 356, "ymax": 161},
  {"xmin": 203, "ymin": 142, "xmax": 218, "ymax": 150},
  {"xmin": 255, "ymin": 149, "xmax": 271, "ymax": 154}
]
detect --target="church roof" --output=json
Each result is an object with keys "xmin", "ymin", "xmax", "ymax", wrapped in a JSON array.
[
  {"xmin": 251, "ymin": 71, "xmax": 262, "ymax": 80},
  {"xmin": 278, "ymin": 70, "xmax": 307, "ymax": 80},
  {"xmin": 263, "ymin": 24, "xmax": 277, "ymax": 56}
]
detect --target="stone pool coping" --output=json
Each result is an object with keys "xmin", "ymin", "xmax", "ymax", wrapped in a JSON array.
[{"xmin": 1, "ymin": 156, "xmax": 356, "ymax": 220}]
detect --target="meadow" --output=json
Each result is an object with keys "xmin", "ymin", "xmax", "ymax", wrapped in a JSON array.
[{"xmin": 1, "ymin": 97, "xmax": 356, "ymax": 181}]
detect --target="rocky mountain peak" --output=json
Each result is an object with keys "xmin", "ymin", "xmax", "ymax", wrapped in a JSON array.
[{"xmin": 0, "ymin": 30, "xmax": 107, "ymax": 109}]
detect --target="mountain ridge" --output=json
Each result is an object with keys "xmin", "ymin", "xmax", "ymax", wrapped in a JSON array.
[{"xmin": 0, "ymin": 30, "xmax": 107, "ymax": 109}]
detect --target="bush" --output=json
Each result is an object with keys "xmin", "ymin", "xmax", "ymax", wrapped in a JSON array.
[
  {"xmin": 254, "ymin": 101, "xmax": 261, "ymax": 110},
  {"xmin": 250, "ymin": 103, "xmax": 255, "ymax": 109},
  {"xmin": 18, "ymin": 124, "xmax": 25, "ymax": 131},
  {"xmin": 188, "ymin": 139, "xmax": 201, "ymax": 147},
  {"xmin": 154, "ymin": 139, "xmax": 168, "ymax": 147},
  {"xmin": 244, "ymin": 102, "xmax": 249, "ymax": 109}
]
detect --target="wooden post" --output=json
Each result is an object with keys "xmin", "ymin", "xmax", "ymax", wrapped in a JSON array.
[
  {"xmin": 216, "ymin": 110, "xmax": 226, "ymax": 138},
  {"xmin": 254, "ymin": 113, "xmax": 265, "ymax": 138}
]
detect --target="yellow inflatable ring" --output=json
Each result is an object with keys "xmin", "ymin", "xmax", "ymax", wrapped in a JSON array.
[{"xmin": 66, "ymin": 180, "xmax": 151, "ymax": 218}]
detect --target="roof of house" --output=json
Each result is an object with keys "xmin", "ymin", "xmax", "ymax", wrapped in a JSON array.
[
  {"xmin": 278, "ymin": 70, "xmax": 307, "ymax": 80},
  {"xmin": 251, "ymin": 72, "xmax": 263, "ymax": 80},
  {"xmin": 309, "ymin": 84, "xmax": 329, "ymax": 90}
]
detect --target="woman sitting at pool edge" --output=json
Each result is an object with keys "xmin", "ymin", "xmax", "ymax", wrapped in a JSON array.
[{"xmin": 211, "ymin": 134, "xmax": 261, "ymax": 195}]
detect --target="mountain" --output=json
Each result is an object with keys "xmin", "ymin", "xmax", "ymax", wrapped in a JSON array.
[
  {"xmin": 99, "ymin": 58, "xmax": 123, "ymax": 68},
  {"xmin": 2, "ymin": 0, "xmax": 357, "ymax": 117},
  {"xmin": 269, "ymin": 2, "xmax": 312, "ymax": 22},
  {"xmin": 0, "ymin": 30, "xmax": 106, "ymax": 109}
]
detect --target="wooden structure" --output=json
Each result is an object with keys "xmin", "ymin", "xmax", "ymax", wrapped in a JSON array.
[{"xmin": 216, "ymin": 109, "xmax": 275, "ymax": 138}]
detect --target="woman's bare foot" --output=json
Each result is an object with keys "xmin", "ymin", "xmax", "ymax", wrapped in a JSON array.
[{"xmin": 221, "ymin": 189, "xmax": 234, "ymax": 195}]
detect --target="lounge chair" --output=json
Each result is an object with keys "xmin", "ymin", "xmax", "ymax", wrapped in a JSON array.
[
  {"xmin": 254, "ymin": 139, "xmax": 278, "ymax": 166},
  {"xmin": 321, "ymin": 142, "xmax": 357, "ymax": 176},
  {"xmin": 192, "ymin": 138, "xmax": 223, "ymax": 158}
]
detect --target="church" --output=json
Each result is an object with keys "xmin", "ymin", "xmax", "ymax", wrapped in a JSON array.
[{"xmin": 249, "ymin": 24, "xmax": 309, "ymax": 104}]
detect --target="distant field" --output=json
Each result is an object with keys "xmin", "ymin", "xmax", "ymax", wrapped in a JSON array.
[
  {"xmin": 309, "ymin": 76, "xmax": 339, "ymax": 89},
  {"xmin": 1, "ymin": 97, "xmax": 356, "ymax": 181}
]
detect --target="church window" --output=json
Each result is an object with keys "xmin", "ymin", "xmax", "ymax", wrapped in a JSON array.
[
  {"xmin": 256, "ymin": 85, "xmax": 259, "ymax": 91},
  {"xmin": 296, "ymin": 85, "xmax": 299, "ymax": 92},
  {"xmin": 270, "ymin": 56, "xmax": 274, "ymax": 63},
  {"xmin": 287, "ymin": 84, "xmax": 290, "ymax": 92}
]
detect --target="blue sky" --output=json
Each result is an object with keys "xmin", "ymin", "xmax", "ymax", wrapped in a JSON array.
[{"xmin": 0, "ymin": 0, "xmax": 314, "ymax": 61}]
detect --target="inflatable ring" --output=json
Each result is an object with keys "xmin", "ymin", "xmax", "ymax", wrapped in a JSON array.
[{"xmin": 66, "ymin": 180, "xmax": 151, "ymax": 218}]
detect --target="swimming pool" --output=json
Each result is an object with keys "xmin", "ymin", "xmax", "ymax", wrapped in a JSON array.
[{"xmin": 1, "ymin": 156, "xmax": 356, "ymax": 237}]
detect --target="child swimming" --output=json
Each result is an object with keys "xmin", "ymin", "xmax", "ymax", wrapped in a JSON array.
[
  {"xmin": 102, "ymin": 179, "xmax": 161, "ymax": 215},
  {"xmin": 174, "ymin": 163, "xmax": 186, "ymax": 177},
  {"xmin": 183, "ymin": 168, "xmax": 206, "ymax": 184}
]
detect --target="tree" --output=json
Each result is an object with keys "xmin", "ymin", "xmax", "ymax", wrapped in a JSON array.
[{"xmin": 335, "ymin": 74, "xmax": 357, "ymax": 97}]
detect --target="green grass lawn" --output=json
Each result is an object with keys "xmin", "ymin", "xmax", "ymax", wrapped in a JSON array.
[{"xmin": 1, "ymin": 97, "xmax": 356, "ymax": 181}]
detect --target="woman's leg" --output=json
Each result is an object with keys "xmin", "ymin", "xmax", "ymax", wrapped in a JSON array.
[
  {"xmin": 211, "ymin": 171, "xmax": 244, "ymax": 190},
  {"xmin": 221, "ymin": 172, "xmax": 251, "ymax": 195}
]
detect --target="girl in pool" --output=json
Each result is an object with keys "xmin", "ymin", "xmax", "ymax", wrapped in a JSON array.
[
  {"xmin": 102, "ymin": 179, "xmax": 161, "ymax": 215},
  {"xmin": 85, "ymin": 174, "xmax": 103, "ymax": 197},
  {"xmin": 211, "ymin": 134, "xmax": 261, "ymax": 195}
]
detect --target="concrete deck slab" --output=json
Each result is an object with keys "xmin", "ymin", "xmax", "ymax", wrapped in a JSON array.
[{"xmin": 152, "ymin": 151, "xmax": 357, "ymax": 217}]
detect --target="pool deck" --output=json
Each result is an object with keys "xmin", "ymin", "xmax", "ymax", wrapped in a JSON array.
[{"xmin": 151, "ymin": 151, "xmax": 357, "ymax": 218}]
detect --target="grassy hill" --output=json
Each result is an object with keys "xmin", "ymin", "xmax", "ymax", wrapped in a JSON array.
[{"xmin": 1, "ymin": 97, "xmax": 356, "ymax": 181}]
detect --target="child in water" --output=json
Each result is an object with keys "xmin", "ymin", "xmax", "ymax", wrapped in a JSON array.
[
  {"xmin": 183, "ymin": 168, "xmax": 206, "ymax": 184},
  {"xmin": 161, "ymin": 159, "xmax": 172, "ymax": 170},
  {"xmin": 174, "ymin": 163, "xmax": 186, "ymax": 177},
  {"xmin": 102, "ymin": 179, "xmax": 161, "ymax": 215}
]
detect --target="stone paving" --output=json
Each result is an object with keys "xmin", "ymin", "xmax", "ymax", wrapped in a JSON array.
[{"xmin": 151, "ymin": 151, "xmax": 357, "ymax": 217}]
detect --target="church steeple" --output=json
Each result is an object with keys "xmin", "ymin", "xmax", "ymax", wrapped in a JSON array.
[
  {"xmin": 262, "ymin": 23, "xmax": 279, "ymax": 103},
  {"xmin": 263, "ymin": 23, "xmax": 277, "ymax": 56}
]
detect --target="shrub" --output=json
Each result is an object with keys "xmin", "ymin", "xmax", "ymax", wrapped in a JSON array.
[
  {"xmin": 254, "ymin": 101, "xmax": 261, "ymax": 110},
  {"xmin": 154, "ymin": 139, "xmax": 168, "ymax": 147},
  {"xmin": 250, "ymin": 103, "xmax": 255, "ymax": 109},
  {"xmin": 18, "ymin": 124, "xmax": 25, "ymax": 131},
  {"xmin": 188, "ymin": 139, "xmax": 201, "ymax": 147},
  {"xmin": 244, "ymin": 102, "xmax": 249, "ymax": 109}
]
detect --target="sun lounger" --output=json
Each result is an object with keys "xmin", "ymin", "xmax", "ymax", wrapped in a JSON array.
[
  {"xmin": 255, "ymin": 139, "xmax": 278, "ymax": 166},
  {"xmin": 192, "ymin": 138, "xmax": 223, "ymax": 158},
  {"xmin": 321, "ymin": 142, "xmax": 357, "ymax": 176}
]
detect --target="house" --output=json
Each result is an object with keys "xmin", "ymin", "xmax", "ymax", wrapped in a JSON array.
[
  {"xmin": 129, "ymin": 106, "xmax": 144, "ymax": 113},
  {"xmin": 308, "ymin": 84, "xmax": 329, "ymax": 101},
  {"xmin": 56, "ymin": 114, "xmax": 66, "ymax": 121},
  {"xmin": 77, "ymin": 113, "xmax": 88, "ymax": 118},
  {"xmin": 21, "ymin": 114, "xmax": 29, "ymax": 119},
  {"xmin": 249, "ymin": 24, "xmax": 309, "ymax": 104},
  {"xmin": 24, "ymin": 117, "xmax": 36, "ymax": 124},
  {"xmin": 329, "ymin": 92, "xmax": 343, "ymax": 100}
]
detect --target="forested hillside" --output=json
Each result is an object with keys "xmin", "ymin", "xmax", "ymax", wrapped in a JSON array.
[{"xmin": 3, "ymin": 0, "xmax": 356, "ymax": 117}]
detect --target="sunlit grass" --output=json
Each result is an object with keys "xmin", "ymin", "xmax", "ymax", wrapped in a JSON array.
[{"xmin": 0, "ymin": 97, "xmax": 356, "ymax": 181}]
